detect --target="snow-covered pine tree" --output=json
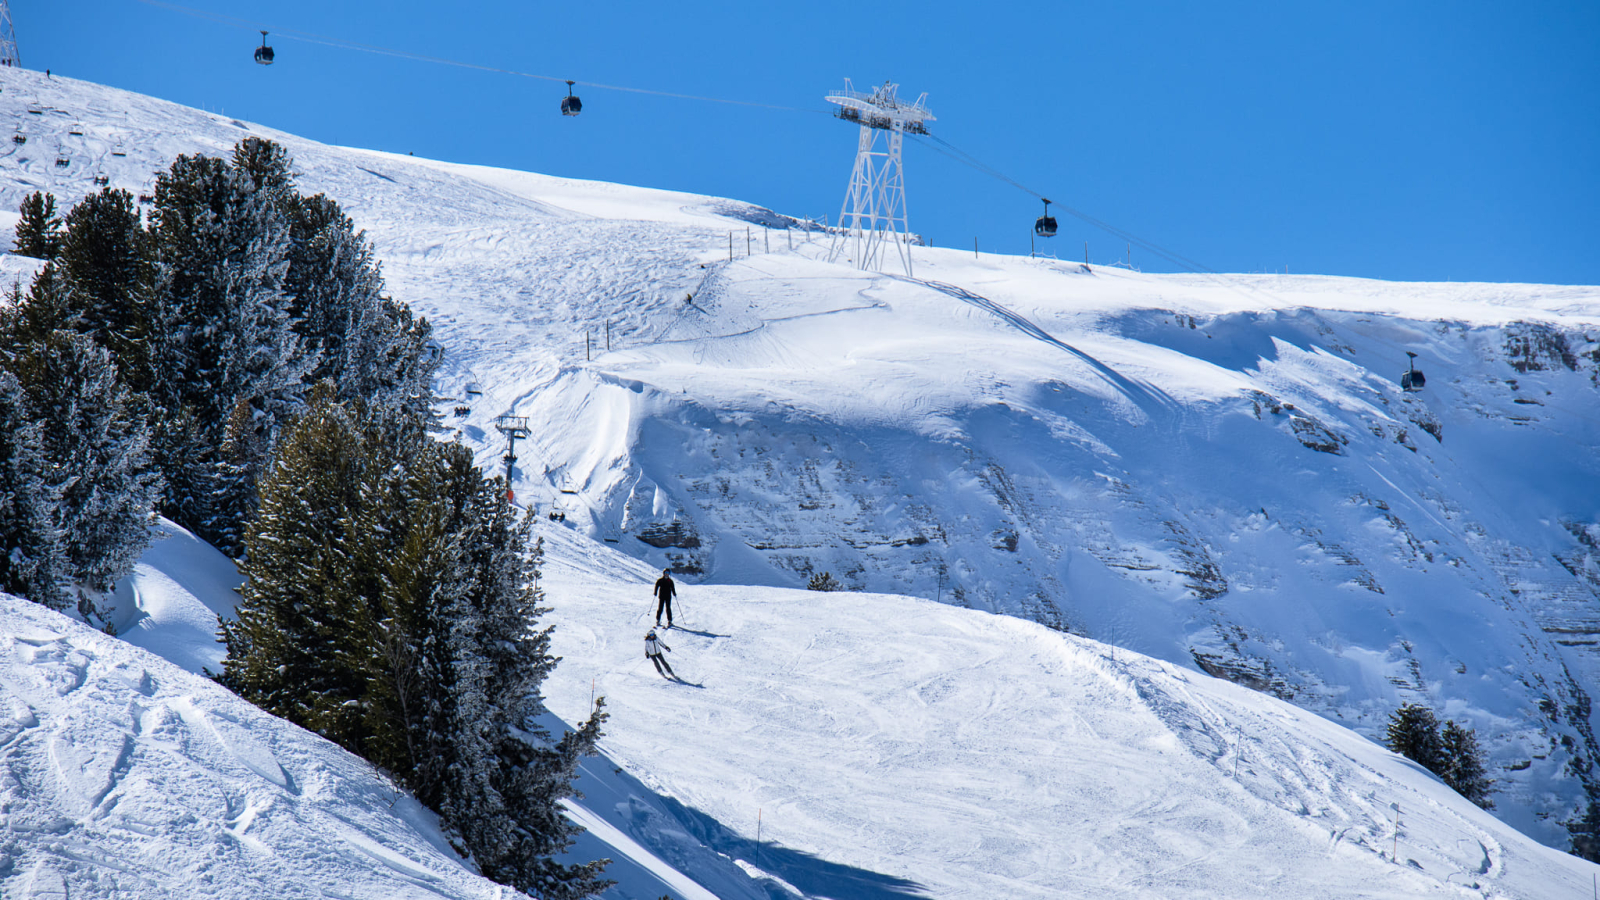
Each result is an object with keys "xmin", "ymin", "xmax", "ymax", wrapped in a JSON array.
[
  {"xmin": 1385, "ymin": 703, "xmax": 1445, "ymax": 773},
  {"xmin": 457, "ymin": 520, "xmax": 612, "ymax": 900},
  {"xmin": 142, "ymin": 152, "xmax": 312, "ymax": 553},
  {"xmin": 222, "ymin": 383, "xmax": 372, "ymax": 731},
  {"xmin": 1439, "ymin": 720, "xmax": 1493, "ymax": 809},
  {"xmin": 807, "ymin": 571, "xmax": 842, "ymax": 591},
  {"xmin": 8, "ymin": 331, "xmax": 160, "ymax": 617},
  {"xmin": 13, "ymin": 191, "xmax": 63, "ymax": 260},
  {"xmin": 54, "ymin": 187, "xmax": 149, "ymax": 365},
  {"xmin": 225, "ymin": 390, "xmax": 609, "ymax": 898},
  {"xmin": 0, "ymin": 368, "xmax": 66, "ymax": 609},
  {"xmin": 9, "ymin": 264, "xmax": 78, "ymax": 344}
]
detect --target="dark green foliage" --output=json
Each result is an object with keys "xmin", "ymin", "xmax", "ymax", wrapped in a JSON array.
[
  {"xmin": 0, "ymin": 368, "xmax": 65, "ymax": 608},
  {"xmin": 1385, "ymin": 704, "xmax": 1494, "ymax": 809},
  {"xmin": 1439, "ymin": 720, "xmax": 1493, "ymax": 808},
  {"xmin": 1385, "ymin": 703, "xmax": 1444, "ymax": 771},
  {"xmin": 7, "ymin": 264, "xmax": 76, "ymax": 345},
  {"xmin": 807, "ymin": 570, "xmax": 842, "ymax": 591},
  {"xmin": 54, "ymin": 188, "xmax": 148, "ymax": 363},
  {"xmin": 7, "ymin": 331, "xmax": 159, "ymax": 611},
  {"xmin": 223, "ymin": 388, "xmax": 610, "ymax": 897},
  {"xmin": 142, "ymin": 151, "xmax": 309, "ymax": 551},
  {"xmin": 13, "ymin": 191, "xmax": 63, "ymax": 259}
]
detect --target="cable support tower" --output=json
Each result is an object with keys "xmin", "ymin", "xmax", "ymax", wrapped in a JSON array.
[
  {"xmin": 0, "ymin": 0, "xmax": 20, "ymax": 68},
  {"xmin": 826, "ymin": 80, "xmax": 932, "ymax": 277}
]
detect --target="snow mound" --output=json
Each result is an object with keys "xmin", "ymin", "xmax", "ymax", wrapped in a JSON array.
[{"xmin": 0, "ymin": 592, "xmax": 502, "ymax": 899}]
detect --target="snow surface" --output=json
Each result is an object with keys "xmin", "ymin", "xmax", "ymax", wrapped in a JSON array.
[{"xmin": 5, "ymin": 66, "xmax": 1600, "ymax": 897}]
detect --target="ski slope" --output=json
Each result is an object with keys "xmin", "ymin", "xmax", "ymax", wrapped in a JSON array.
[
  {"xmin": 4, "ymin": 515, "xmax": 1595, "ymax": 899},
  {"xmin": 4, "ymin": 65, "xmax": 1600, "ymax": 887}
]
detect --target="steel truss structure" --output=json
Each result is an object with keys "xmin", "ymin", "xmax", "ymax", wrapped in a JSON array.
[
  {"xmin": 0, "ymin": 0, "xmax": 18, "ymax": 68},
  {"xmin": 825, "ymin": 80, "xmax": 933, "ymax": 277}
]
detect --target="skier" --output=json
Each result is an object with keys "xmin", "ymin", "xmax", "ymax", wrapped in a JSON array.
[
  {"xmin": 645, "ymin": 628, "xmax": 675, "ymax": 679},
  {"xmin": 653, "ymin": 568, "xmax": 676, "ymax": 628}
]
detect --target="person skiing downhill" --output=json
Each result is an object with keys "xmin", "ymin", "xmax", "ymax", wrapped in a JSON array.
[
  {"xmin": 653, "ymin": 569, "xmax": 676, "ymax": 628},
  {"xmin": 645, "ymin": 628, "xmax": 675, "ymax": 679}
]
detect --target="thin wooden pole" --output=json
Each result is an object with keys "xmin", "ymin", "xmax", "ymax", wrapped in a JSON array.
[
  {"xmin": 585, "ymin": 331, "xmax": 590, "ymax": 361},
  {"xmin": 973, "ymin": 237, "xmax": 978, "ymax": 259}
]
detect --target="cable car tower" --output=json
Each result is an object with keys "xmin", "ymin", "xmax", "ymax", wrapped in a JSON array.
[
  {"xmin": 0, "ymin": 0, "xmax": 20, "ymax": 68},
  {"xmin": 825, "ymin": 80, "xmax": 933, "ymax": 277}
]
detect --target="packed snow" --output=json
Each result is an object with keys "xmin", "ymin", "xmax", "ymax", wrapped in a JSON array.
[{"xmin": 4, "ymin": 67, "xmax": 1600, "ymax": 898}]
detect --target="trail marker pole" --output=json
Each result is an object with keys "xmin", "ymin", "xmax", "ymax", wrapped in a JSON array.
[
  {"xmin": 585, "ymin": 331, "xmax": 591, "ymax": 361},
  {"xmin": 1084, "ymin": 240, "xmax": 1088, "ymax": 265},
  {"xmin": 756, "ymin": 808, "xmax": 762, "ymax": 864},
  {"xmin": 787, "ymin": 228, "xmax": 792, "ymax": 251},
  {"xmin": 764, "ymin": 228, "xmax": 770, "ymax": 253},
  {"xmin": 729, "ymin": 232, "xmax": 733, "ymax": 261},
  {"xmin": 605, "ymin": 320, "xmax": 611, "ymax": 352},
  {"xmin": 973, "ymin": 237, "xmax": 978, "ymax": 259},
  {"xmin": 1390, "ymin": 802, "xmax": 1401, "ymax": 861},
  {"xmin": 747, "ymin": 226, "xmax": 752, "ymax": 256}
]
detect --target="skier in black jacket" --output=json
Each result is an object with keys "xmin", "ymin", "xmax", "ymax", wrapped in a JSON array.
[
  {"xmin": 653, "ymin": 569, "xmax": 676, "ymax": 628},
  {"xmin": 645, "ymin": 629, "xmax": 675, "ymax": 678}
]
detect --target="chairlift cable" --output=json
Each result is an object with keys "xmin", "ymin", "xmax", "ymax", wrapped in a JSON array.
[{"xmin": 131, "ymin": 0, "xmax": 822, "ymax": 113}]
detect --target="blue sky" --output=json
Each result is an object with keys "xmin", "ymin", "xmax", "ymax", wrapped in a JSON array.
[{"xmin": 14, "ymin": 1, "xmax": 1600, "ymax": 284}]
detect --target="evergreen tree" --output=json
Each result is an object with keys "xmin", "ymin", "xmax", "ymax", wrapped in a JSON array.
[
  {"xmin": 0, "ymin": 369, "xmax": 66, "ymax": 609},
  {"xmin": 142, "ymin": 152, "xmax": 311, "ymax": 552},
  {"xmin": 1385, "ymin": 703, "xmax": 1445, "ymax": 772},
  {"xmin": 807, "ymin": 571, "xmax": 842, "ymax": 591},
  {"xmin": 1439, "ymin": 720, "xmax": 1494, "ymax": 809},
  {"xmin": 9, "ymin": 331, "xmax": 161, "ymax": 618},
  {"xmin": 224, "ymin": 394, "xmax": 609, "ymax": 897},
  {"xmin": 222, "ymin": 383, "xmax": 373, "ymax": 731},
  {"xmin": 54, "ymin": 187, "xmax": 148, "ymax": 364},
  {"xmin": 14, "ymin": 191, "xmax": 63, "ymax": 260},
  {"xmin": 8, "ymin": 264, "xmax": 78, "ymax": 345}
]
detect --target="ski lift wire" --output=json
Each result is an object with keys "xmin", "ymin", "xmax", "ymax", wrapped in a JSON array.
[
  {"xmin": 130, "ymin": 0, "xmax": 823, "ymax": 113},
  {"xmin": 912, "ymin": 132, "xmax": 1295, "ymax": 306}
]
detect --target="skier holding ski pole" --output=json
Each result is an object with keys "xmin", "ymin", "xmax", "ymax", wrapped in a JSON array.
[{"xmin": 653, "ymin": 568, "xmax": 676, "ymax": 628}]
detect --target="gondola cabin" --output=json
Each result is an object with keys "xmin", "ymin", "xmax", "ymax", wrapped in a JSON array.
[
  {"xmin": 561, "ymin": 80, "xmax": 582, "ymax": 116},
  {"xmin": 1401, "ymin": 352, "xmax": 1426, "ymax": 391},
  {"xmin": 254, "ymin": 31, "xmax": 275, "ymax": 65},
  {"xmin": 1035, "ymin": 198, "xmax": 1057, "ymax": 238}
]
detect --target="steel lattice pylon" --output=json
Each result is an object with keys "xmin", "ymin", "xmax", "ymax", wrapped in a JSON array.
[
  {"xmin": 825, "ymin": 80, "xmax": 933, "ymax": 277},
  {"xmin": 0, "ymin": 0, "xmax": 18, "ymax": 68}
]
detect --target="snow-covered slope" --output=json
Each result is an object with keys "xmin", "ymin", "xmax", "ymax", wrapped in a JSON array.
[
  {"xmin": 7, "ymin": 514, "xmax": 1597, "ymax": 900},
  {"xmin": 0, "ymin": 589, "xmax": 508, "ymax": 899},
  {"xmin": 5, "ymin": 66, "xmax": 1600, "ymax": 864}
]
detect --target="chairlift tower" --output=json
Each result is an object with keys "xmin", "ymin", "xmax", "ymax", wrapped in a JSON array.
[
  {"xmin": 0, "ymin": 0, "xmax": 20, "ymax": 68},
  {"xmin": 825, "ymin": 80, "xmax": 933, "ymax": 277},
  {"xmin": 493, "ymin": 415, "xmax": 531, "ymax": 499}
]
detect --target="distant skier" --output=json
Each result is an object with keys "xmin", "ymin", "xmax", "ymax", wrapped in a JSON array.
[
  {"xmin": 645, "ymin": 628, "xmax": 675, "ymax": 679},
  {"xmin": 653, "ymin": 569, "xmax": 676, "ymax": 628}
]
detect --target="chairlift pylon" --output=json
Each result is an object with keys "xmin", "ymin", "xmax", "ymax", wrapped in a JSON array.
[
  {"xmin": 254, "ymin": 31, "xmax": 275, "ymax": 66},
  {"xmin": 1035, "ymin": 198, "xmax": 1058, "ymax": 238},
  {"xmin": 561, "ymin": 80, "xmax": 582, "ymax": 117},
  {"xmin": 1400, "ymin": 351, "xmax": 1426, "ymax": 391}
]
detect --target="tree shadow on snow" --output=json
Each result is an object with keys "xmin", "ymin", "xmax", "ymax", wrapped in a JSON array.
[
  {"xmin": 656, "ymin": 793, "xmax": 931, "ymax": 899},
  {"xmin": 555, "ymin": 717, "xmax": 930, "ymax": 900}
]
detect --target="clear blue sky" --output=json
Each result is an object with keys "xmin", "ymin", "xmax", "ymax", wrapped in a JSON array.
[{"xmin": 15, "ymin": 0, "xmax": 1600, "ymax": 284}]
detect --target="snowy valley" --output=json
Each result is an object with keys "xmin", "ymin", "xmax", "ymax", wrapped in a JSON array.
[{"xmin": 3, "ymin": 67, "xmax": 1600, "ymax": 898}]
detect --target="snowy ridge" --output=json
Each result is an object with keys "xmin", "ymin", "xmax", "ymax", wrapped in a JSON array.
[{"xmin": 3, "ymin": 67, "xmax": 1600, "ymax": 894}]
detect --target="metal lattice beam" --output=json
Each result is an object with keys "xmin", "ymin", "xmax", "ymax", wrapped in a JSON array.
[
  {"xmin": 0, "ymin": 0, "xmax": 18, "ymax": 68},
  {"xmin": 825, "ymin": 81, "xmax": 933, "ymax": 277}
]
